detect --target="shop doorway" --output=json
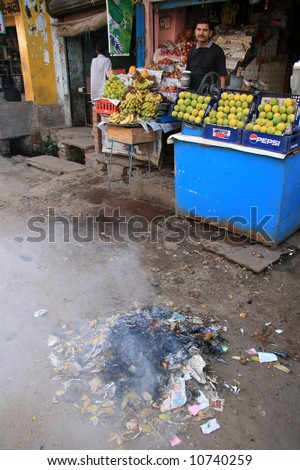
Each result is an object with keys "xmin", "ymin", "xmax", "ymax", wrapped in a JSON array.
[
  {"xmin": 65, "ymin": 23, "xmax": 136, "ymax": 127},
  {"xmin": 0, "ymin": 26, "xmax": 24, "ymax": 96}
]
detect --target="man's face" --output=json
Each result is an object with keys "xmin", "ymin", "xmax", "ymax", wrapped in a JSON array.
[{"xmin": 195, "ymin": 23, "xmax": 212, "ymax": 45}]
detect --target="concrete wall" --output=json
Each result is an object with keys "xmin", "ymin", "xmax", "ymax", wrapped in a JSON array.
[
  {"xmin": 0, "ymin": 102, "xmax": 34, "ymax": 139},
  {"xmin": 2, "ymin": 1, "xmax": 72, "ymax": 131},
  {"xmin": 17, "ymin": 0, "xmax": 57, "ymax": 106}
]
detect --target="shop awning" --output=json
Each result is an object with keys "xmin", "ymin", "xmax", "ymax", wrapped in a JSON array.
[
  {"xmin": 151, "ymin": 0, "xmax": 232, "ymax": 10},
  {"xmin": 53, "ymin": 11, "xmax": 107, "ymax": 37},
  {"xmin": 46, "ymin": 0, "xmax": 106, "ymax": 18}
]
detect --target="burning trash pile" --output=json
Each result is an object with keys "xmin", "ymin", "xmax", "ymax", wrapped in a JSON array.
[{"xmin": 48, "ymin": 307, "xmax": 229, "ymax": 447}]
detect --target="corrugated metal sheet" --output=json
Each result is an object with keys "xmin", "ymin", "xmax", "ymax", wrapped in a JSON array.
[{"xmin": 46, "ymin": 0, "xmax": 106, "ymax": 18}]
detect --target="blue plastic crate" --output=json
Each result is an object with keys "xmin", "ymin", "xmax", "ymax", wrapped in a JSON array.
[
  {"xmin": 181, "ymin": 122, "xmax": 203, "ymax": 136},
  {"xmin": 201, "ymin": 89, "xmax": 259, "ymax": 143},
  {"xmin": 242, "ymin": 129, "xmax": 300, "ymax": 154},
  {"xmin": 254, "ymin": 92, "xmax": 300, "ymax": 131},
  {"xmin": 211, "ymin": 88, "xmax": 260, "ymax": 123},
  {"xmin": 202, "ymin": 123, "xmax": 243, "ymax": 144},
  {"xmin": 169, "ymin": 91, "xmax": 216, "ymax": 128}
]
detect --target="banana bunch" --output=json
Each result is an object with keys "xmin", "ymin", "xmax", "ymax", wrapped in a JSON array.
[
  {"xmin": 107, "ymin": 111, "xmax": 135, "ymax": 125},
  {"xmin": 133, "ymin": 77, "xmax": 152, "ymax": 91},
  {"xmin": 119, "ymin": 90, "xmax": 143, "ymax": 114},
  {"xmin": 144, "ymin": 92, "xmax": 163, "ymax": 104},
  {"xmin": 107, "ymin": 81, "xmax": 163, "ymax": 123},
  {"xmin": 140, "ymin": 101, "xmax": 158, "ymax": 119}
]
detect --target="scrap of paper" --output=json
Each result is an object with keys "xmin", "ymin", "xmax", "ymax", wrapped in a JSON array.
[
  {"xmin": 258, "ymin": 352, "xmax": 278, "ymax": 363},
  {"xmin": 169, "ymin": 435, "xmax": 181, "ymax": 447},
  {"xmin": 200, "ymin": 418, "xmax": 220, "ymax": 435}
]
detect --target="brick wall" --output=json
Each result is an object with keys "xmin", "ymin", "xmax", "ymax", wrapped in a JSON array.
[
  {"xmin": 243, "ymin": 54, "xmax": 288, "ymax": 93},
  {"xmin": 92, "ymin": 105, "xmax": 102, "ymax": 153}
]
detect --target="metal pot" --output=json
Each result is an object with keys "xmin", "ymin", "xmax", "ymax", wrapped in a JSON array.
[{"xmin": 180, "ymin": 71, "xmax": 191, "ymax": 89}]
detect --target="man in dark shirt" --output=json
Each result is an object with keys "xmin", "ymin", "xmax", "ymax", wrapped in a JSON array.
[{"xmin": 187, "ymin": 18, "xmax": 227, "ymax": 92}]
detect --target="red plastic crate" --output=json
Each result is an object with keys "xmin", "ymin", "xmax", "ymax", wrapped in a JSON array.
[
  {"xmin": 95, "ymin": 99, "xmax": 120, "ymax": 115},
  {"xmin": 112, "ymin": 69, "xmax": 126, "ymax": 74}
]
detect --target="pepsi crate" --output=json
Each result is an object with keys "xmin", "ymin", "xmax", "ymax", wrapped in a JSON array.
[
  {"xmin": 182, "ymin": 122, "xmax": 203, "ymax": 137},
  {"xmin": 201, "ymin": 89, "xmax": 260, "ymax": 143},
  {"xmin": 242, "ymin": 129, "xmax": 300, "ymax": 154},
  {"xmin": 254, "ymin": 92, "xmax": 300, "ymax": 131},
  {"xmin": 202, "ymin": 123, "xmax": 243, "ymax": 144}
]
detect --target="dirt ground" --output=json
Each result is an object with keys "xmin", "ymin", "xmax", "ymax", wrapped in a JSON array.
[{"xmin": 0, "ymin": 155, "xmax": 299, "ymax": 451}]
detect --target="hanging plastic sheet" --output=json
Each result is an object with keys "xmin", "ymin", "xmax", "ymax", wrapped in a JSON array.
[
  {"xmin": 106, "ymin": 0, "xmax": 133, "ymax": 56},
  {"xmin": 54, "ymin": 12, "xmax": 107, "ymax": 37}
]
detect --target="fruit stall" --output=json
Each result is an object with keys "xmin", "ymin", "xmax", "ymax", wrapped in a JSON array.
[
  {"xmin": 167, "ymin": 88, "xmax": 300, "ymax": 247},
  {"xmin": 96, "ymin": 70, "xmax": 181, "ymax": 169}
]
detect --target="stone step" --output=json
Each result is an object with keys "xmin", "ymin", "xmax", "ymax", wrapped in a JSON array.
[
  {"xmin": 58, "ymin": 136, "xmax": 94, "ymax": 151},
  {"xmin": 25, "ymin": 155, "xmax": 85, "ymax": 175}
]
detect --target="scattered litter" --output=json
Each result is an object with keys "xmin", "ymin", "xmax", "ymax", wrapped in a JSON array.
[
  {"xmin": 158, "ymin": 413, "xmax": 172, "ymax": 421},
  {"xmin": 188, "ymin": 404, "xmax": 202, "ymax": 416},
  {"xmin": 200, "ymin": 418, "xmax": 220, "ymax": 434},
  {"xmin": 275, "ymin": 329, "xmax": 283, "ymax": 334},
  {"xmin": 239, "ymin": 312, "xmax": 247, "ymax": 318},
  {"xmin": 252, "ymin": 324, "xmax": 276, "ymax": 343},
  {"xmin": 252, "ymin": 252, "xmax": 264, "ymax": 258},
  {"xmin": 258, "ymin": 352, "xmax": 278, "ymax": 363},
  {"xmin": 240, "ymin": 328, "xmax": 245, "ymax": 334},
  {"xmin": 47, "ymin": 335, "xmax": 59, "ymax": 347},
  {"xmin": 48, "ymin": 352, "xmax": 63, "ymax": 368},
  {"xmin": 89, "ymin": 416, "xmax": 99, "ymax": 426},
  {"xmin": 170, "ymin": 435, "xmax": 181, "ymax": 446},
  {"xmin": 228, "ymin": 294, "xmax": 234, "ymax": 300},
  {"xmin": 31, "ymin": 416, "xmax": 37, "ymax": 422},
  {"xmin": 196, "ymin": 390, "xmax": 210, "ymax": 410},
  {"xmin": 126, "ymin": 418, "xmax": 139, "ymax": 431},
  {"xmin": 160, "ymin": 377, "xmax": 187, "ymax": 412},
  {"xmin": 224, "ymin": 383, "xmax": 240, "ymax": 395},
  {"xmin": 250, "ymin": 355, "xmax": 260, "ymax": 362},
  {"xmin": 47, "ymin": 306, "xmax": 230, "ymax": 449},
  {"xmin": 169, "ymin": 312, "xmax": 186, "ymax": 322},
  {"xmin": 246, "ymin": 348, "xmax": 257, "ymax": 355},
  {"xmin": 239, "ymin": 356, "xmax": 251, "ymax": 365},
  {"xmin": 272, "ymin": 362, "xmax": 291, "ymax": 373},
  {"xmin": 216, "ymin": 357, "xmax": 229, "ymax": 364},
  {"xmin": 34, "ymin": 309, "xmax": 48, "ymax": 317},
  {"xmin": 186, "ymin": 354, "xmax": 206, "ymax": 384},
  {"xmin": 268, "ymin": 350, "xmax": 289, "ymax": 359},
  {"xmin": 211, "ymin": 398, "xmax": 225, "ymax": 412}
]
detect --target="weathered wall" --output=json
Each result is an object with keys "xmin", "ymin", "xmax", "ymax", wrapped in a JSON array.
[
  {"xmin": 16, "ymin": 0, "xmax": 58, "ymax": 106},
  {"xmin": 0, "ymin": 102, "xmax": 34, "ymax": 139}
]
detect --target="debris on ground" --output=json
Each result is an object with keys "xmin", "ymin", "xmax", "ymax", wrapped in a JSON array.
[
  {"xmin": 34, "ymin": 309, "xmax": 48, "ymax": 317},
  {"xmin": 48, "ymin": 306, "xmax": 229, "ymax": 448}
]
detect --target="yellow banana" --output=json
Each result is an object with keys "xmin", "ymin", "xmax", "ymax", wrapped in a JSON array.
[{"xmin": 120, "ymin": 115, "xmax": 131, "ymax": 125}]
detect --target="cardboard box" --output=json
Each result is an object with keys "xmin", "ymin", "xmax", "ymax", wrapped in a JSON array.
[{"xmin": 107, "ymin": 125, "xmax": 155, "ymax": 145}]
